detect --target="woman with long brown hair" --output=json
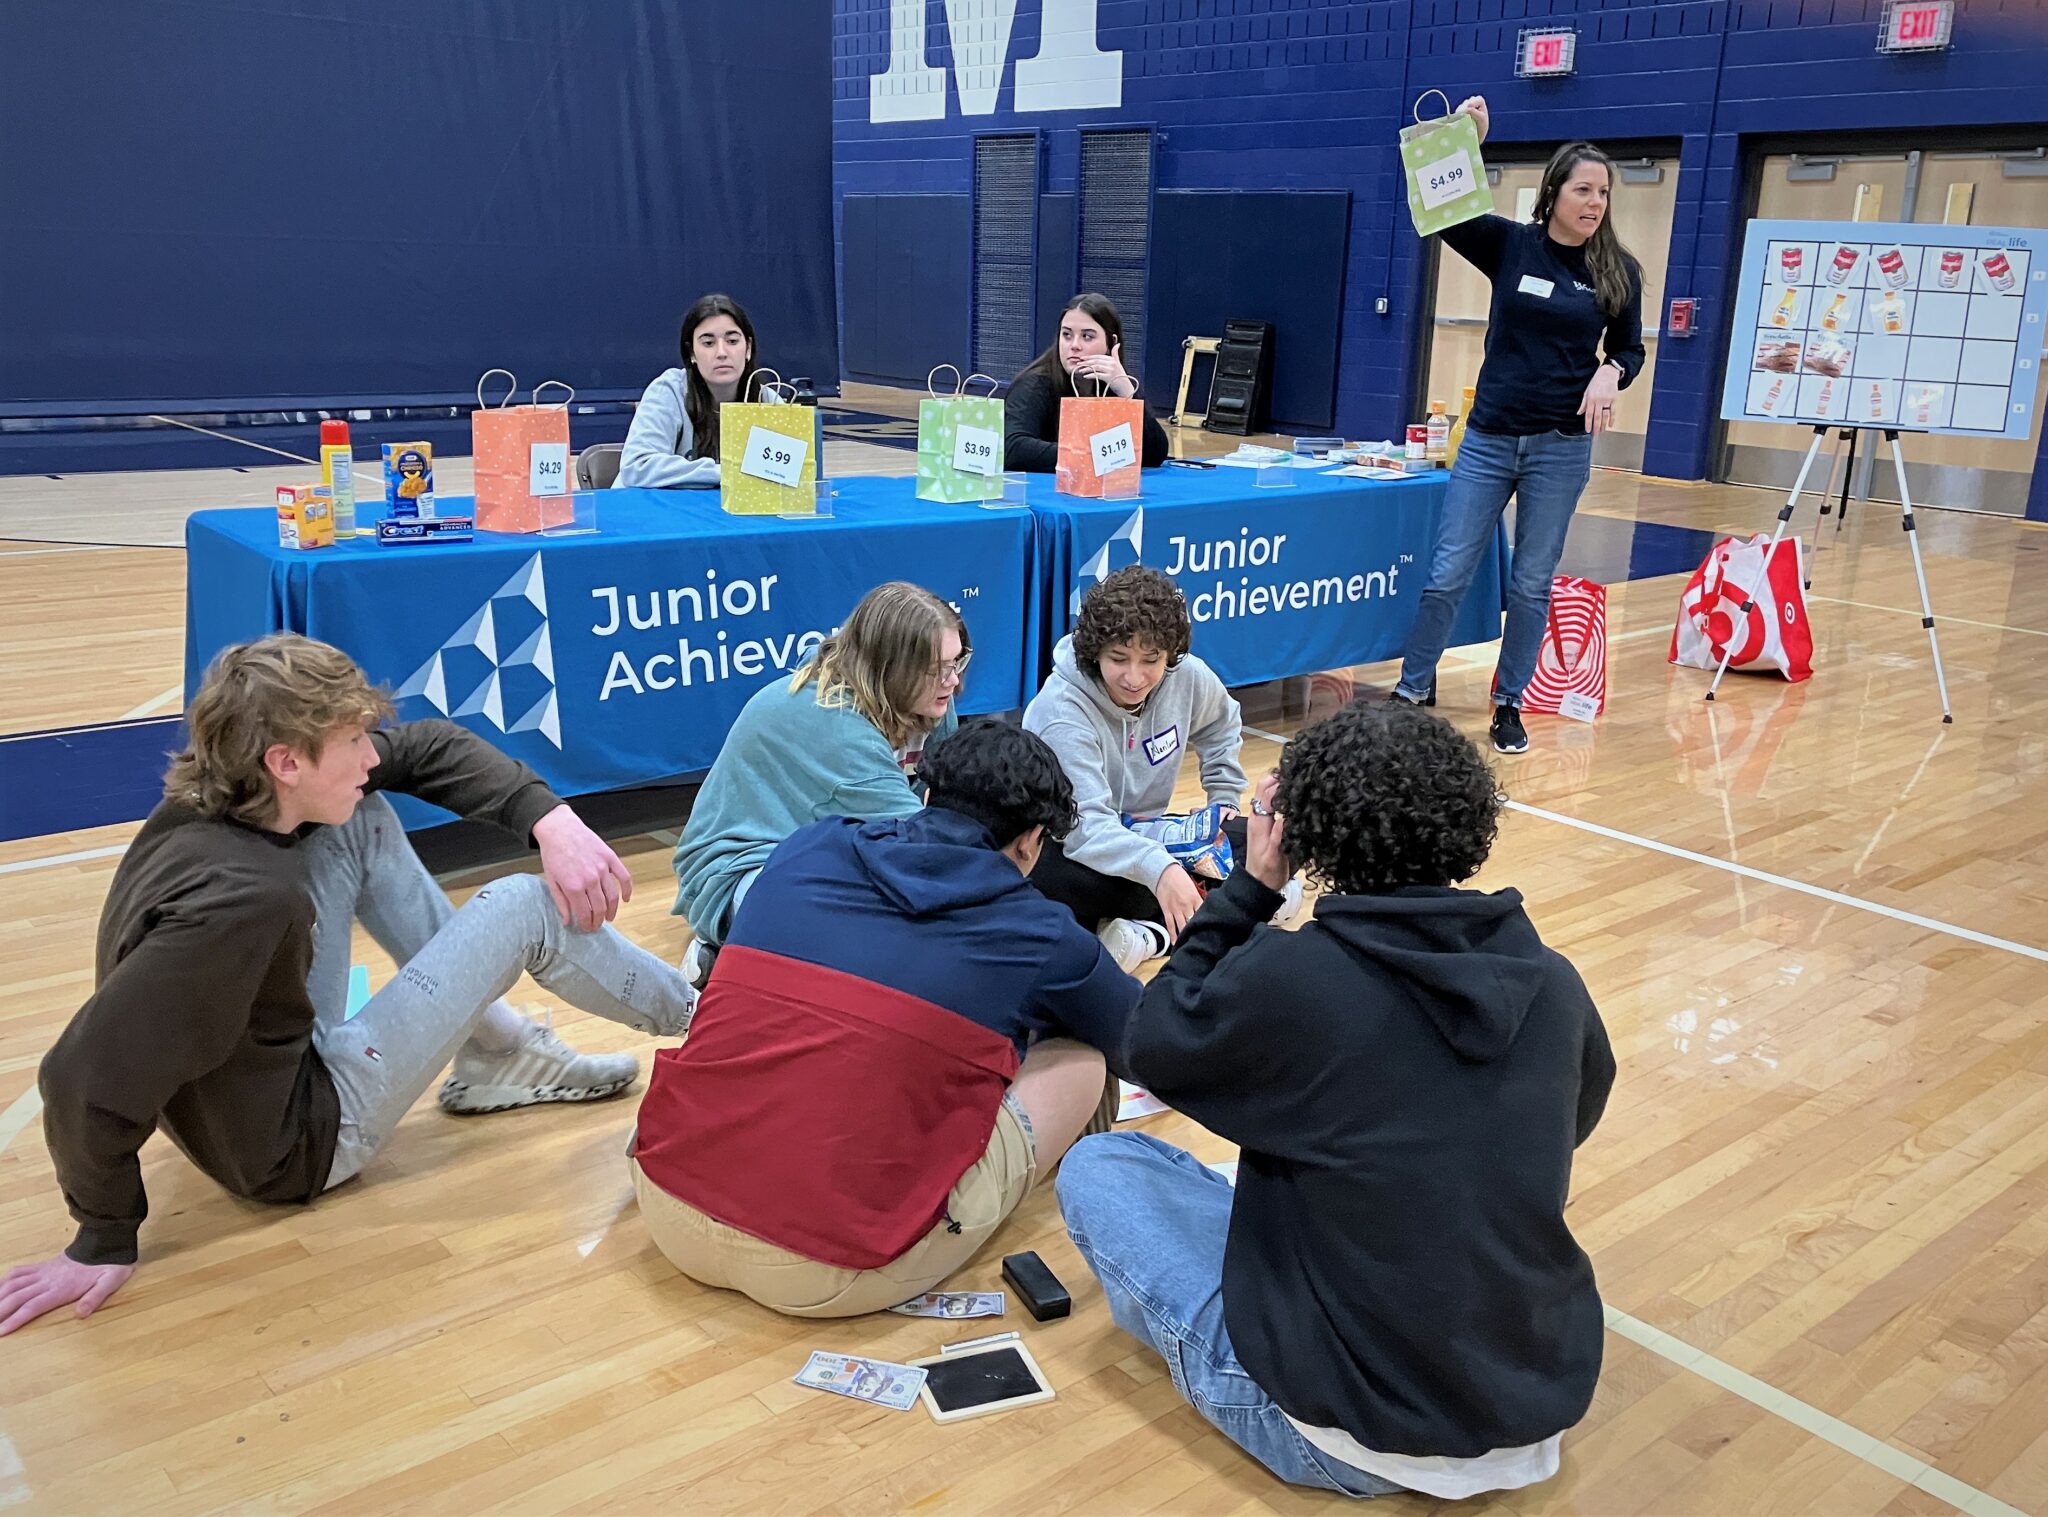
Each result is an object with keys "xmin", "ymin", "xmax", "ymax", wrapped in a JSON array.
[
  {"xmin": 618, "ymin": 293, "xmax": 776, "ymax": 488},
  {"xmin": 1391, "ymin": 100, "xmax": 1645, "ymax": 755},
  {"xmin": 1004, "ymin": 292, "xmax": 1171, "ymax": 472},
  {"xmin": 670, "ymin": 582, "xmax": 969, "ymax": 984}
]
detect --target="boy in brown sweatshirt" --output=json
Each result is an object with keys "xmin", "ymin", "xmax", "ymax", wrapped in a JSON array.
[{"xmin": 2, "ymin": 635, "xmax": 696, "ymax": 1334}]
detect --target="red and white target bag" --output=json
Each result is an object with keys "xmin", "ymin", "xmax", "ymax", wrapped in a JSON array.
[
  {"xmin": 1511, "ymin": 576, "xmax": 1607, "ymax": 719},
  {"xmin": 1669, "ymin": 534, "xmax": 1814, "ymax": 683}
]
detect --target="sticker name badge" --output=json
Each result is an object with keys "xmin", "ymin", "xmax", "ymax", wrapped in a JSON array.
[
  {"xmin": 1142, "ymin": 726, "xmax": 1182, "ymax": 766},
  {"xmin": 1517, "ymin": 275, "xmax": 1555, "ymax": 299}
]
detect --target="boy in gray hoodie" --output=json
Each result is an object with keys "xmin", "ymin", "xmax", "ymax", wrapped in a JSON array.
[{"xmin": 1024, "ymin": 567, "xmax": 1297, "ymax": 970}]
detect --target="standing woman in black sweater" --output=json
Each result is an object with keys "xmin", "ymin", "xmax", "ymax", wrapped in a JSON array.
[
  {"xmin": 1004, "ymin": 293, "xmax": 1171, "ymax": 472},
  {"xmin": 1392, "ymin": 98, "xmax": 1645, "ymax": 756}
]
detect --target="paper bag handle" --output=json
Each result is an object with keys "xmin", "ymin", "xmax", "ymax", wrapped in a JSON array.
[
  {"xmin": 531, "ymin": 380, "xmax": 575, "ymax": 408},
  {"xmin": 964, "ymin": 372, "xmax": 1000, "ymax": 397},
  {"xmin": 1067, "ymin": 370, "xmax": 1114, "ymax": 400},
  {"xmin": 745, "ymin": 367, "xmax": 794, "ymax": 403},
  {"xmin": 927, "ymin": 364, "xmax": 963, "ymax": 398},
  {"xmin": 477, "ymin": 368, "xmax": 518, "ymax": 410},
  {"xmin": 1413, "ymin": 89, "xmax": 1451, "ymax": 125}
]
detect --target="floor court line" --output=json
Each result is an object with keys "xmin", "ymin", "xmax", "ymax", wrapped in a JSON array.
[
  {"xmin": 117, "ymin": 683, "xmax": 183, "ymax": 721},
  {"xmin": 0, "ymin": 844, "xmax": 130, "ymax": 878},
  {"xmin": 1807, "ymin": 593, "xmax": 2048, "ymax": 640},
  {"xmin": 1603, "ymin": 1307, "xmax": 2027, "ymax": 1517},
  {"xmin": 1247, "ymin": 725, "xmax": 2047, "ymax": 966}
]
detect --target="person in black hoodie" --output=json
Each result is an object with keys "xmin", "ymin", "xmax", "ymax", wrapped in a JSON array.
[{"xmin": 1056, "ymin": 701, "xmax": 1613, "ymax": 1501}]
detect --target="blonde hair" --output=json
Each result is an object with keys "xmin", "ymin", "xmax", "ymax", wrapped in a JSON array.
[
  {"xmin": 165, "ymin": 634, "xmax": 393, "ymax": 826},
  {"xmin": 790, "ymin": 582, "xmax": 968, "ymax": 749}
]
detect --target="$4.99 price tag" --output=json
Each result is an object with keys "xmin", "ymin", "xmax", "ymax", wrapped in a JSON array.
[
  {"xmin": 1416, "ymin": 149, "xmax": 1474, "ymax": 212},
  {"xmin": 529, "ymin": 442, "xmax": 569, "ymax": 498},
  {"xmin": 741, "ymin": 426, "xmax": 810, "ymax": 488},
  {"xmin": 1090, "ymin": 422, "xmax": 1136, "ymax": 477},
  {"xmin": 953, "ymin": 424, "xmax": 999, "ymax": 477}
]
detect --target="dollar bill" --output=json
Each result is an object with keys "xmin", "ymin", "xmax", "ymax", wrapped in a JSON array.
[
  {"xmin": 793, "ymin": 1351, "xmax": 927, "ymax": 1411},
  {"xmin": 887, "ymin": 1290, "xmax": 1006, "ymax": 1320}
]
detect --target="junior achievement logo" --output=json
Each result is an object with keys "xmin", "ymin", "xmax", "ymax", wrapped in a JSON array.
[{"xmin": 396, "ymin": 554, "xmax": 561, "ymax": 747}]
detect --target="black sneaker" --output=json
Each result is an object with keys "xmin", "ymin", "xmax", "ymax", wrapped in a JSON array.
[
  {"xmin": 1490, "ymin": 704, "xmax": 1529, "ymax": 754},
  {"xmin": 1388, "ymin": 679, "xmax": 1437, "ymax": 708}
]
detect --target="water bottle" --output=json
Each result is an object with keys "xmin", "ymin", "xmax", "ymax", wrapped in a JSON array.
[{"xmin": 792, "ymin": 376, "xmax": 825, "ymax": 481}]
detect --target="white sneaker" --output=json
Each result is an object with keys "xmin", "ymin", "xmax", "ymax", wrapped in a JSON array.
[
  {"xmin": 682, "ymin": 937, "xmax": 716, "ymax": 991},
  {"xmin": 1097, "ymin": 918, "xmax": 1173, "ymax": 974},
  {"xmin": 438, "ymin": 1012, "xmax": 640, "ymax": 1115},
  {"xmin": 1270, "ymin": 877, "xmax": 1305, "ymax": 928}
]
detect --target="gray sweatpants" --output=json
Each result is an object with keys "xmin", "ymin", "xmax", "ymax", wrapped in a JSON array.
[{"xmin": 303, "ymin": 795, "xmax": 695, "ymax": 1188}]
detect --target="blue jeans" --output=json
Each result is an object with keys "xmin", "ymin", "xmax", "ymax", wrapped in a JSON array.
[
  {"xmin": 1056, "ymin": 1133, "xmax": 1402, "ymax": 1499},
  {"xmin": 1397, "ymin": 424, "xmax": 1594, "ymax": 707}
]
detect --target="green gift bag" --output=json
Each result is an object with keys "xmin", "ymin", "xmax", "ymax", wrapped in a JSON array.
[
  {"xmin": 719, "ymin": 371, "xmax": 817, "ymax": 516},
  {"xmin": 916, "ymin": 366, "xmax": 1005, "ymax": 503},
  {"xmin": 1400, "ymin": 90, "xmax": 1492, "ymax": 238}
]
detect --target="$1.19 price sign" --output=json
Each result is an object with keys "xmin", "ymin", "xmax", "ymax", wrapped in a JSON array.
[
  {"xmin": 741, "ymin": 426, "xmax": 810, "ymax": 488},
  {"xmin": 1416, "ymin": 149, "xmax": 1475, "ymax": 212},
  {"xmin": 1089, "ymin": 422, "xmax": 1136, "ymax": 477},
  {"xmin": 953, "ymin": 424, "xmax": 1000, "ymax": 477},
  {"xmin": 529, "ymin": 442, "xmax": 569, "ymax": 497}
]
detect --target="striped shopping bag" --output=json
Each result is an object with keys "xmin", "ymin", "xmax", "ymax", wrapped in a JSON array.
[{"xmin": 1517, "ymin": 576, "xmax": 1607, "ymax": 720}]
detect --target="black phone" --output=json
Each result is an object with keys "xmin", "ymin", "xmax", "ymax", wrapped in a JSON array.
[{"xmin": 1001, "ymin": 1250, "xmax": 1072, "ymax": 1321}]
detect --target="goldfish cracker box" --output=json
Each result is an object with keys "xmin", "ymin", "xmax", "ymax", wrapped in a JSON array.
[
  {"xmin": 276, "ymin": 484, "xmax": 334, "ymax": 549},
  {"xmin": 382, "ymin": 442, "xmax": 436, "ymax": 519}
]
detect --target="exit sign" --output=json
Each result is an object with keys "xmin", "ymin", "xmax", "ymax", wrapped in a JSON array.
[
  {"xmin": 1516, "ymin": 26, "xmax": 1578, "ymax": 78},
  {"xmin": 1879, "ymin": 0, "xmax": 1954, "ymax": 52}
]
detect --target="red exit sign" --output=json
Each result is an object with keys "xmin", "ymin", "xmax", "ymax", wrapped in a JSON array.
[
  {"xmin": 1879, "ymin": 0, "xmax": 1954, "ymax": 52},
  {"xmin": 1516, "ymin": 26, "xmax": 1578, "ymax": 78}
]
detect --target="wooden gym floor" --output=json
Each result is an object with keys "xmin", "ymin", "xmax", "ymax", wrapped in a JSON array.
[{"xmin": 2, "ymin": 395, "xmax": 2046, "ymax": 1514}]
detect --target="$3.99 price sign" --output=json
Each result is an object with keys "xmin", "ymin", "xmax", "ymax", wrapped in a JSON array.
[
  {"xmin": 1089, "ymin": 422, "xmax": 1136, "ymax": 477},
  {"xmin": 953, "ymin": 424, "xmax": 999, "ymax": 477},
  {"xmin": 741, "ymin": 426, "xmax": 810, "ymax": 488},
  {"xmin": 1416, "ymin": 149, "xmax": 1474, "ymax": 212}
]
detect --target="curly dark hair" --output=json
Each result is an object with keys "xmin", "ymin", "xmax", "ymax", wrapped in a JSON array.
[
  {"xmin": 1274, "ymin": 702, "xmax": 1503, "ymax": 895},
  {"xmin": 1072, "ymin": 566, "xmax": 1190, "ymax": 673},
  {"xmin": 918, "ymin": 717, "xmax": 1079, "ymax": 848}
]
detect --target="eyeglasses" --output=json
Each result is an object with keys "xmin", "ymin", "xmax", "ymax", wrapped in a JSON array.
[{"xmin": 928, "ymin": 651, "xmax": 973, "ymax": 683}]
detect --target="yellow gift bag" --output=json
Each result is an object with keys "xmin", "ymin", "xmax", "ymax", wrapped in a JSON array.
[{"xmin": 719, "ymin": 370, "xmax": 816, "ymax": 516}]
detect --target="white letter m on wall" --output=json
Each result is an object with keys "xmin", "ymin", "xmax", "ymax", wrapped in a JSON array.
[{"xmin": 868, "ymin": 0, "xmax": 1122, "ymax": 123}]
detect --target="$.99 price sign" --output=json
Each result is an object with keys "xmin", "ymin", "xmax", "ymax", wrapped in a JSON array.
[{"xmin": 742, "ymin": 427, "xmax": 810, "ymax": 488}]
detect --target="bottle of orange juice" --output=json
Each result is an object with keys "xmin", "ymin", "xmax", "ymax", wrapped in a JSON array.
[{"xmin": 1445, "ymin": 386, "xmax": 1475, "ymax": 468}]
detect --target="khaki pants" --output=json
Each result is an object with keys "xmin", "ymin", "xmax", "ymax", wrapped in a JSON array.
[{"xmin": 633, "ymin": 1095, "xmax": 1039, "ymax": 1318}]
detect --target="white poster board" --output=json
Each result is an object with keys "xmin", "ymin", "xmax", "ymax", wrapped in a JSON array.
[{"xmin": 1719, "ymin": 219, "xmax": 2047, "ymax": 439}]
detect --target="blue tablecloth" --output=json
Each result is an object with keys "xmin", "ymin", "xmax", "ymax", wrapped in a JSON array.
[
  {"xmin": 185, "ymin": 487, "xmax": 1040, "ymax": 807},
  {"xmin": 1027, "ymin": 465, "xmax": 1504, "ymax": 690}
]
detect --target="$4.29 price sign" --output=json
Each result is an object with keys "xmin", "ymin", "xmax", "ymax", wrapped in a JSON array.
[
  {"xmin": 529, "ymin": 442, "xmax": 569, "ymax": 498},
  {"xmin": 1416, "ymin": 149, "xmax": 1475, "ymax": 212},
  {"xmin": 953, "ymin": 424, "xmax": 1000, "ymax": 477},
  {"xmin": 1089, "ymin": 422, "xmax": 1136, "ymax": 477},
  {"xmin": 741, "ymin": 426, "xmax": 811, "ymax": 488}
]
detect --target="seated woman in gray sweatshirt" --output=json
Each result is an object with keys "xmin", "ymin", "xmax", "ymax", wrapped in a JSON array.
[
  {"xmin": 1024, "ymin": 567, "xmax": 1297, "ymax": 973},
  {"xmin": 618, "ymin": 293, "xmax": 775, "ymax": 489}
]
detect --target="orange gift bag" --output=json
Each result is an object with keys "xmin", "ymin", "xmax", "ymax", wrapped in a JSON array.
[
  {"xmin": 472, "ymin": 370, "xmax": 576, "ymax": 534},
  {"xmin": 1055, "ymin": 378, "xmax": 1144, "ymax": 500}
]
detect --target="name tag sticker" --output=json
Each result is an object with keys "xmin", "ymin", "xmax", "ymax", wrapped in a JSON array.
[
  {"xmin": 1142, "ymin": 726, "xmax": 1182, "ymax": 766},
  {"xmin": 1518, "ymin": 275, "xmax": 1555, "ymax": 299}
]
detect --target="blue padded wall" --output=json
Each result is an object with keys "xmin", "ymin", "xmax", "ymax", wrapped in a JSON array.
[
  {"xmin": 841, "ymin": 195, "xmax": 973, "ymax": 384},
  {"xmin": 1147, "ymin": 190, "xmax": 1350, "ymax": 431},
  {"xmin": 2, "ymin": 0, "xmax": 840, "ymax": 416}
]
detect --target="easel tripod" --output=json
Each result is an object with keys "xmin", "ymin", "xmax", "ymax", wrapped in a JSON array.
[{"xmin": 1704, "ymin": 422, "xmax": 1953, "ymax": 723}]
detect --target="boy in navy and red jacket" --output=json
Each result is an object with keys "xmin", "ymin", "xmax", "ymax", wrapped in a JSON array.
[{"xmin": 630, "ymin": 717, "xmax": 1138, "ymax": 1317}]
